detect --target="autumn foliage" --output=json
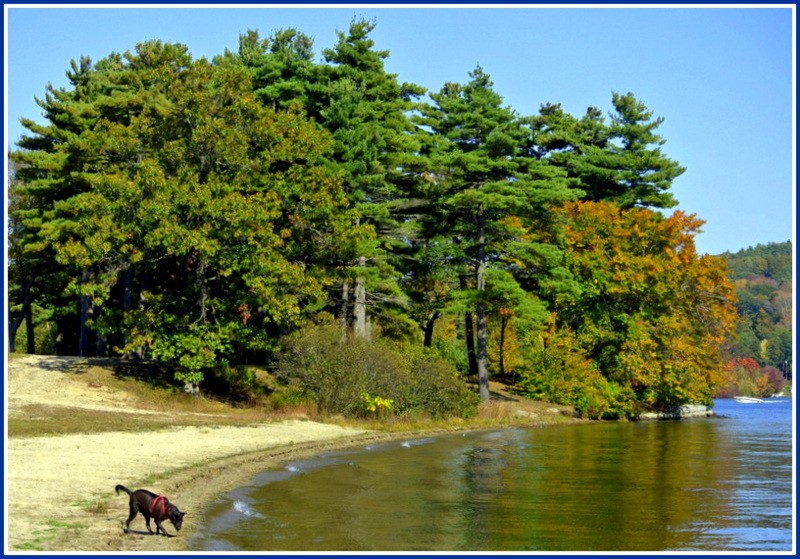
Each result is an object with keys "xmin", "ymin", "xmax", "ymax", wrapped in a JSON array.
[
  {"xmin": 517, "ymin": 201, "xmax": 739, "ymax": 417},
  {"xmin": 716, "ymin": 358, "xmax": 787, "ymax": 398}
]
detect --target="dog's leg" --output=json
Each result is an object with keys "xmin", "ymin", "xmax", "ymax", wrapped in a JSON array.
[
  {"xmin": 155, "ymin": 521, "xmax": 173, "ymax": 537},
  {"xmin": 123, "ymin": 498, "xmax": 138, "ymax": 533},
  {"xmin": 143, "ymin": 513, "xmax": 155, "ymax": 535}
]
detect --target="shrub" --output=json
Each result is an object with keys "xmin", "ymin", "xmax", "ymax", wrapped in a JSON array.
[
  {"xmin": 204, "ymin": 365, "xmax": 272, "ymax": 405},
  {"xmin": 267, "ymin": 385, "xmax": 319, "ymax": 416},
  {"xmin": 515, "ymin": 333, "xmax": 635, "ymax": 420},
  {"xmin": 404, "ymin": 345, "xmax": 480, "ymax": 419},
  {"xmin": 432, "ymin": 336, "xmax": 470, "ymax": 373},
  {"xmin": 274, "ymin": 325, "xmax": 479, "ymax": 419}
]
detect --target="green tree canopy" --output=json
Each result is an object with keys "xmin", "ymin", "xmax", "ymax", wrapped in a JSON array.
[{"xmin": 11, "ymin": 41, "xmax": 356, "ymax": 387}]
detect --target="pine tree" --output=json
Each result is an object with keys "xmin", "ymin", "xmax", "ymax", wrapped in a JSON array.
[
  {"xmin": 315, "ymin": 18, "xmax": 427, "ymax": 339},
  {"xmin": 10, "ymin": 53, "xmax": 138, "ymax": 356},
  {"xmin": 419, "ymin": 67, "xmax": 576, "ymax": 400},
  {"xmin": 234, "ymin": 28, "xmax": 317, "ymax": 112},
  {"xmin": 530, "ymin": 93, "xmax": 685, "ymax": 209}
]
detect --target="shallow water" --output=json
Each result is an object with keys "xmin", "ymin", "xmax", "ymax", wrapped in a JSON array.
[{"xmin": 190, "ymin": 398, "xmax": 794, "ymax": 552}]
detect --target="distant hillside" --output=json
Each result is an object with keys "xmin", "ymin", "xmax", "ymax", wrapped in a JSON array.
[
  {"xmin": 719, "ymin": 241, "xmax": 792, "ymax": 393},
  {"xmin": 722, "ymin": 241, "xmax": 793, "ymax": 284}
]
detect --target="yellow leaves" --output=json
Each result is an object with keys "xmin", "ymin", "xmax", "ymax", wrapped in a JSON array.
[
  {"xmin": 359, "ymin": 392, "xmax": 394, "ymax": 416},
  {"xmin": 499, "ymin": 215, "xmax": 524, "ymax": 230},
  {"xmin": 759, "ymin": 339, "xmax": 770, "ymax": 362}
]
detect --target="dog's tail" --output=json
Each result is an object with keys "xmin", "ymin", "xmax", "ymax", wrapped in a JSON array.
[{"xmin": 115, "ymin": 484, "xmax": 133, "ymax": 496}]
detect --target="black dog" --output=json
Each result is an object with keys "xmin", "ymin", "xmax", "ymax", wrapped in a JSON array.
[{"xmin": 115, "ymin": 484, "xmax": 187, "ymax": 537}]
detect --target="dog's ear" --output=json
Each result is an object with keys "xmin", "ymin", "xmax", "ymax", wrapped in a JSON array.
[{"xmin": 181, "ymin": 511, "xmax": 187, "ymax": 517}]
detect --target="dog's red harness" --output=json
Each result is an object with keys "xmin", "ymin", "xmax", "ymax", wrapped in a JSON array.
[{"xmin": 150, "ymin": 495, "xmax": 168, "ymax": 519}]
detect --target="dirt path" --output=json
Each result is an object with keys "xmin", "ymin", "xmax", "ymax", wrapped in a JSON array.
[{"xmin": 5, "ymin": 355, "xmax": 383, "ymax": 552}]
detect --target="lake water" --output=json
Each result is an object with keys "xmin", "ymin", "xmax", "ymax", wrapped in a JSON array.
[{"xmin": 190, "ymin": 398, "xmax": 794, "ymax": 552}]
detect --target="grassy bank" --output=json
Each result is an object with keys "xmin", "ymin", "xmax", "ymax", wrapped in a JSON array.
[{"xmin": 7, "ymin": 353, "xmax": 577, "ymax": 440}]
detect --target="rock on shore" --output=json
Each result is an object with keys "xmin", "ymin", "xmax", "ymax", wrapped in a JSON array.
[{"xmin": 639, "ymin": 404, "xmax": 714, "ymax": 421}]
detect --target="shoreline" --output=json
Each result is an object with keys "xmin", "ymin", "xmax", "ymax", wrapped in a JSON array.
[
  {"xmin": 111, "ymin": 422, "xmax": 550, "ymax": 552},
  {"xmin": 6, "ymin": 420, "xmax": 373, "ymax": 552},
  {"xmin": 7, "ymin": 418, "xmax": 555, "ymax": 552},
  {"xmin": 132, "ymin": 428, "xmax": 463, "ymax": 553},
  {"xmin": 5, "ymin": 354, "xmax": 578, "ymax": 553}
]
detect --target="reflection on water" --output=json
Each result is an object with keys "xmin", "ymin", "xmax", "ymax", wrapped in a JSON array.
[{"xmin": 191, "ymin": 398, "xmax": 793, "ymax": 552}]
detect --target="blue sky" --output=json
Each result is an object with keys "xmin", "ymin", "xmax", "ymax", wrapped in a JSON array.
[{"xmin": 4, "ymin": 5, "xmax": 795, "ymax": 255}]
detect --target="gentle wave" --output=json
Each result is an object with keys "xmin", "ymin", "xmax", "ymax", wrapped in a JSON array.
[
  {"xmin": 400, "ymin": 437, "xmax": 436, "ymax": 448},
  {"xmin": 232, "ymin": 500, "xmax": 264, "ymax": 519}
]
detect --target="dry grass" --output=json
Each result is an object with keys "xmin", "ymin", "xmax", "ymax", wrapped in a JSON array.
[
  {"xmin": 78, "ymin": 363, "xmax": 236, "ymax": 414},
  {"xmin": 7, "ymin": 356, "xmax": 283, "ymax": 437},
  {"xmin": 476, "ymin": 400, "xmax": 519, "ymax": 420},
  {"xmin": 7, "ymin": 404, "xmax": 280, "ymax": 438},
  {"xmin": 328, "ymin": 397, "xmax": 576, "ymax": 435},
  {"xmin": 8, "ymin": 355, "xmax": 577, "ymax": 439}
]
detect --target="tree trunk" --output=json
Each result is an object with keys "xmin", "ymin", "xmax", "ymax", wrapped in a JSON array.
[
  {"xmin": 339, "ymin": 279, "xmax": 350, "ymax": 341},
  {"xmin": 8, "ymin": 278, "xmax": 35, "ymax": 354},
  {"xmin": 8, "ymin": 319, "xmax": 17, "ymax": 354},
  {"xmin": 95, "ymin": 305, "xmax": 107, "ymax": 357},
  {"xmin": 464, "ymin": 312, "xmax": 478, "ymax": 376},
  {"xmin": 196, "ymin": 258, "xmax": 209, "ymax": 324},
  {"xmin": 25, "ymin": 301, "xmax": 35, "ymax": 354},
  {"xmin": 476, "ymin": 304, "xmax": 489, "ymax": 401},
  {"xmin": 8, "ymin": 323, "xmax": 16, "ymax": 354},
  {"xmin": 476, "ymin": 205, "xmax": 490, "ymax": 402},
  {"xmin": 353, "ymin": 257, "xmax": 368, "ymax": 339},
  {"xmin": 184, "ymin": 381, "xmax": 200, "ymax": 396},
  {"xmin": 460, "ymin": 275, "xmax": 478, "ymax": 377},
  {"xmin": 499, "ymin": 315, "xmax": 508, "ymax": 379},
  {"xmin": 340, "ymin": 280, "xmax": 350, "ymax": 326},
  {"xmin": 79, "ymin": 270, "xmax": 94, "ymax": 357},
  {"xmin": 56, "ymin": 312, "xmax": 79, "ymax": 356},
  {"xmin": 423, "ymin": 311, "xmax": 440, "ymax": 348},
  {"xmin": 353, "ymin": 277, "xmax": 367, "ymax": 338}
]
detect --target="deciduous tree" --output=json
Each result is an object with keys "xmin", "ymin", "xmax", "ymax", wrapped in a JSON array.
[{"xmin": 553, "ymin": 201, "xmax": 738, "ymax": 409}]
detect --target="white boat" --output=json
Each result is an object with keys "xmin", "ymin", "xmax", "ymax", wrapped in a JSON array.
[{"xmin": 734, "ymin": 396, "xmax": 766, "ymax": 403}]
